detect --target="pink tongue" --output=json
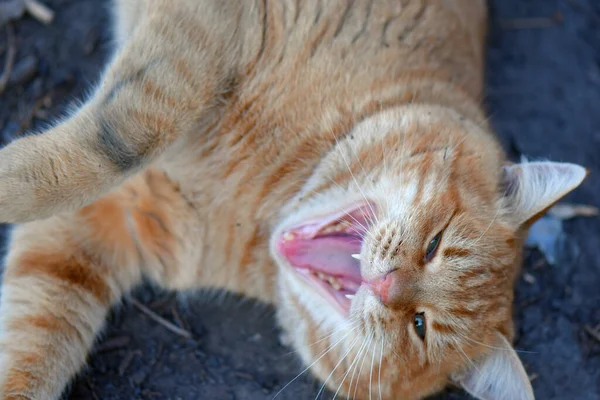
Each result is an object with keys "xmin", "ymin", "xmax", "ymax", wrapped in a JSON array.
[{"xmin": 277, "ymin": 235, "xmax": 363, "ymax": 283}]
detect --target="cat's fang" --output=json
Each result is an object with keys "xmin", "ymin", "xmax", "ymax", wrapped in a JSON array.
[
  {"xmin": 345, "ymin": 294, "xmax": 355, "ymax": 299},
  {"xmin": 351, "ymin": 253, "xmax": 361, "ymax": 260}
]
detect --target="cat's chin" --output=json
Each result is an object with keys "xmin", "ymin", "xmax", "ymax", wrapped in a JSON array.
[{"xmin": 275, "ymin": 202, "xmax": 376, "ymax": 316}]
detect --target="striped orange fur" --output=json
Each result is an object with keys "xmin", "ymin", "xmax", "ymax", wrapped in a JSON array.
[{"xmin": 0, "ymin": 1, "xmax": 588, "ymax": 399}]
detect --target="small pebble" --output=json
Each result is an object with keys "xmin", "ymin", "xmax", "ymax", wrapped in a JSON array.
[{"xmin": 523, "ymin": 273, "xmax": 536, "ymax": 284}]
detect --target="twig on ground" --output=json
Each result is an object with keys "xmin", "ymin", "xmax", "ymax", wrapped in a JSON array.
[
  {"xmin": 18, "ymin": 92, "xmax": 52, "ymax": 135},
  {"xmin": 498, "ymin": 12, "xmax": 563, "ymax": 30},
  {"xmin": 118, "ymin": 350, "xmax": 140, "ymax": 377},
  {"xmin": 528, "ymin": 373, "xmax": 538, "ymax": 382},
  {"xmin": 0, "ymin": 24, "xmax": 16, "ymax": 94},
  {"xmin": 171, "ymin": 303, "xmax": 189, "ymax": 331},
  {"xmin": 131, "ymin": 297, "xmax": 193, "ymax": 339},
  {"xmin": 141, "ymin": 391, "xmax": 163, "ymax": 399},
  {"xmin": 150, "ymin": 342, "xmax": 164, "ymax": 366},
  {"xmin": 23, "ymin": 0, "xmax": 54, "ymax": 24},
  {"xmin": 85, "ymin": 377, "xmax": 101, "ymax": 400},
  {"xmin": 584, "ymin": 325, "xmax": 600, "ymax": 343},
  {"xmin": 548, "ymin": 203, "xmax": 599, "ymax": 220},
  {"xmin": 96, "ymin": 335, "xmax": 131, "ymax": 353}
]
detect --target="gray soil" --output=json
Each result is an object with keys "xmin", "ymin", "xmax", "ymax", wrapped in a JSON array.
[{"xmin": 0, "ymin": 0, "xmax": 599, "ymax": 399}]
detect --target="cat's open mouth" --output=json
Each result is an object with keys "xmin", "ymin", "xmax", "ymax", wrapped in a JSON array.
[{"xmin": 276, "ymin": 202, "xmax": 375, "ymax": 315}]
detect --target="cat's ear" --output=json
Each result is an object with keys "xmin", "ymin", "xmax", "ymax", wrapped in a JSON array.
[
  {"xmin": 502, "ymin": 160, "xmax": 588, "ymax": 226},
  {"xmin": 452, "ymin": 332, "xmax": 534, "ymax": 400}
]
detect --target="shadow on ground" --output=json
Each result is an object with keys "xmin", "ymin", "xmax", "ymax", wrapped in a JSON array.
[{"xmin": 0, "ymin": 0, "xmax": 599, "ymax": 399}]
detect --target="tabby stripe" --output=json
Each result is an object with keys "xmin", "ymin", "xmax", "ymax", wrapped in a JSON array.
[
  {"xmin": 3, "ymin": 366, "xmax": 38, "ymax": 398},
  {"xmin": 97, "ymin": 117, "xmax": 144, "ymax": 171},
  {"xmin": 143, "ymin": 80, "xmax": 177, "ymax": 108},
  {"xmin": 351, "ymin": 0, "xmax": 373, "ymax": 44},
  {"xmin": 333, "ymin": 0, "xmax": 356, "ymax": 38},
  {"xmin": 395, "ymin": 0, "xmax": 426, "ymax": 43},
  {"xmin": 443, "ymin": 247, "xmax": 471, "ymax": 259},
  {"xmin": 10, "ymin": 252, "xmax": 111, "ymax": 304},
  {"xmin": 450, "ymin": 307, "xmax": 478, "ymax": 318}
]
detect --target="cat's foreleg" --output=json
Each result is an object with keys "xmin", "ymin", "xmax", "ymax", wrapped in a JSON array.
[
  {"xmin": 0, "ymin": 3, "xmax": 239, "ymax": 224},
  {"xmin": 0, "ymin": 169, "xmax": 197, "ymax": 399}
]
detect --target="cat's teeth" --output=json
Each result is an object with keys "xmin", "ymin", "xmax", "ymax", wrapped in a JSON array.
[
  {"xmin": 345, "ymin": 294, "xmax": 355, "ymax": 299},
  {"xmin": 320, "ymin": 220, "xmax": 351, "ymax": 234},
  {"xmin": 328, "ymin": 277, "xmax": 342, "ymax": 291},
  {"xmin": 283, "ymin": 232, "xmax": 295, "ymax": 241},
  {"xmin": 351, "ymin": 254, "xmax": 361, "ymax": 260},
  {"xmin": 315, "ymin": 272, "xmax": 342, "ymax": 290}
]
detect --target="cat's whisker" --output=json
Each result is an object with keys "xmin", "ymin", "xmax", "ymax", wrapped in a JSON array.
[
  {"xmin": 471, "ymin": 166, "xmax": 513, "ymax": 249},
  {"xmin": 472, "ymin": 202, "xmax": 502, "ymax": 246},
  {"xmin": 314, "ymin": 334, "xmax": 361, "ymax": 400},
  {"xmin": 282, "ymin": 126, "xmax": 371, "ymax": 235},
  {"xmin": 378, "ymin": 334, "xmax": 385, "ymax": 400},
  {"xmin": 378, "ymin": 116, "xmax": 391, "ymax": 223},
  {"xmin": 309, "ymin": 319, "xmax": 361, "ymax": 348},
  {"xmin": 336, "ymin": 127, "xmax": 380, "ymax": 227},
  {"xmin": 352, "ymin": 332, "xmax": 374, "ymax": 400},
  {"xmin": 458, "ymin": 333, "xmax": 538, "ymax": 355},
  {"xmin": 302, "ymin": 178, "xmax": 370, "ymax": 231},
  {"xmin": 452, "ymin": 338, "xmax": 480, "ymax": 373},
  {"xmin": 326, "ymin": 126, "xmax": 376, "ymax": 230},
  {"xmin": 349, "ymin": 333, "xmax": 373, "ymax": 397},
  {"xmin": 272, "ymin": 325, "xmax": 358, "ymax": 399},
  {"xmin": 369, "ymin": 335, "xmax": 377, "ymax": 400},
  {"xmin": 449, "ymin": 338, "xmax": 471, "ymax": 370},
  {"xmin": 332, "ymin": 331, "xmax": 371, "ymax": 399},
  {"xmin": 279, "ymin": 319, "xmax": 361, "ymax": 357},
  {"xmin": 300, "ymin": 182, "xmax": 370, "ymax": 233}
]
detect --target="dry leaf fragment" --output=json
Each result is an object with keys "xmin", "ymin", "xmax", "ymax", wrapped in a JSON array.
[
  {"xmin": 23, "ymin": 0, "xmax": 54, "ymax": 24},
  {"xmin": 548, "ymin": 203, "xmax": 599, "ymax": 220}
]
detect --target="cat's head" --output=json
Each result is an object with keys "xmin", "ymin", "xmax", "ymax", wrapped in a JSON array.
[{"xmin": 270, "ymin": 106, "xmax": 587, "ymax": 400}]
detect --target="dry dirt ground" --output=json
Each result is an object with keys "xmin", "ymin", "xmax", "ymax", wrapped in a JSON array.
[{"xmin": 0, "ymin": 0, "xmax": 599, "ymax": 399}]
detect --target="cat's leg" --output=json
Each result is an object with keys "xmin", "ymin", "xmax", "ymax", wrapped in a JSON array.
[
  {"xmin": 0, "ymin": 0, "xmax": 243, "ymax": 224},
  {"xmin": 0, "ymin": 169, "xmax": 199, "ymax": 399}
]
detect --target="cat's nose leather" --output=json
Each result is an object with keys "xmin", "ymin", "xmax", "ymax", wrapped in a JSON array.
[{"xmin": 367, "ymin": 268, "xmax": 418, "ymax": 308}]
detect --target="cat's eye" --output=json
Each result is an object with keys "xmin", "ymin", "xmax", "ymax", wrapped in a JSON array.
[
  {"xmin": 425, "ymin": 231, "xmax": 443, "ymax": 261},
  {"xmin": 414, "ymin": 313, "xmax": 426, "ymax": 340}
]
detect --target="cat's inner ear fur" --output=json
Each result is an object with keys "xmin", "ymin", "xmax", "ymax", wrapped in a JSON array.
[
  {"xmin": 452, "ymin": 332, "xmax": 535, "ymax": 400},
  {"xmin": 501, "ymin": 160, "xmax": 588, "ymax": 226}
]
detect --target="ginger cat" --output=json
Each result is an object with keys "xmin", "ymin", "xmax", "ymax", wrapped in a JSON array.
[{"xmin": 0, "ymin": 0, "xmax": 587, "ymax": 399}]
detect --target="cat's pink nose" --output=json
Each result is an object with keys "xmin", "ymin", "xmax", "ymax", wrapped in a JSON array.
[{"xmin": 367, "ymin": 268, "xmax": 417, "ymax": 307}]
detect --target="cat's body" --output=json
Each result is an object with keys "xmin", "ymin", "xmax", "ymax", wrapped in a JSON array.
[{"xmin": 0, "ymin": 1, "xmax": 587, "ymax": 399}]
